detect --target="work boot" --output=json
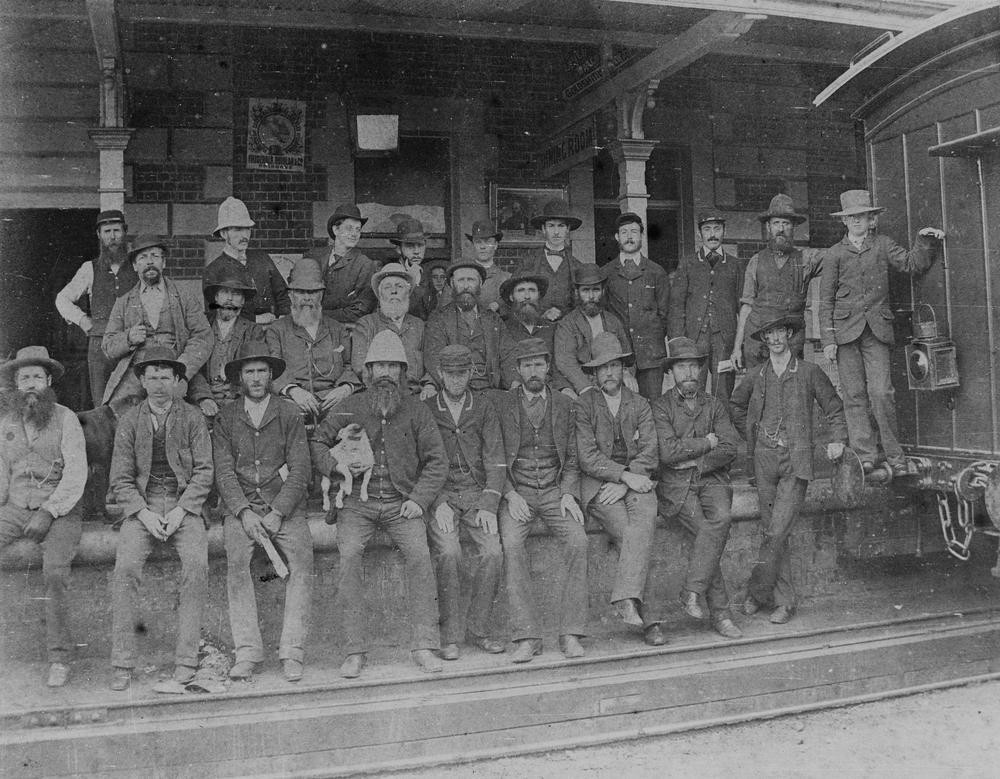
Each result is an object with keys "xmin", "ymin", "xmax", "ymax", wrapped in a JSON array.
[
  {"xmin": 770, "ymin": 605, "xmax": 794, "ymax": 624},
  {"xmin": 46, "ymin": 662, "xmax": 70, "ymax": 688},
  {"xmin": 614, "ymin": 598, "xmax": 644, "ymax": 627},
  {"xmin": 680, "ymin": 590, "xmax": 705, "ymax": 620},
  {"xmin": 643, "ymin": 624, "xmax": 667, "ymax": 646},
  {"xmin": 712, "ymin": 617, "xmax": 743, "ymax": 639},
  {"xmin": 558, "ymin": 634, "xmax": 585, "ymax": 659},
  {"xmin": 467, "ymin": 634, "xmax": 505, "ymax": 654},
  {"xmin": 228, "ymin": 661, "xmax": 257, "ymax": 681},
  {"xmin": 173, "ymin": 665, "xmax": 197, "ymax": 685},
  {"xmin": 282, "ymin": 659, "xmax": 303, "ymax": 682},
  {"xmin": 340, "ymin": 653, "xmax": 367, "ymax": 679},
  {"xmin": 412, "ymin": 649, "xmax": 443, "ymax": 674},
  {"xmin": 109, "ymin": 667, "xmax": 132, "ymax": 692},
  {"xmin": 510, "ymin": 639, "xmax": 542, "ymax": 664},
  {"xmin": 743, "ymin": 596, "xmax": 761, "ymax": 616},
  {"xmin": 439, "ymin": 643, "xmax": 460, "ymax": 661}
]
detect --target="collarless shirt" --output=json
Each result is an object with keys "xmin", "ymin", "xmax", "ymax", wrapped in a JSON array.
[
  {"xmin": 140, "ymin": 282, "xmax": 166, "ymax": 327},
  {"xmin": 585, "ymin": 313, "xmax": 604, "ymax": 337},
  {"xmin": 602, "ymin": 390, "xmax": 622, "ymax": 418},
  {"xmin": 443, "ymin": 391, "xmax": 467, "ymax": 425},
  {"xmin": 244, "ymin": 394, "xmax": 271, "ymax": 428}
]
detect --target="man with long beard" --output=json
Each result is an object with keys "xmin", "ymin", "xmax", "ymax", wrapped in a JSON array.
[
  {"xmin": 102, "ymin": 236, "xmax": 213, "ymax": 406},
  {"xmin": 574, "ymin": 333, "xmax": 664, "ymax": 647},
  {"xmin": 213, "ymin": 342, "xmax": 313, "ymax": 683},
  {"xmin": 731, "ymin": 194, "xmax": 822, "ymax": 373},
  {"xmin": 424, "ymin": 262, "xmax": 518, "ymax": 392},
  {"xmin": 351, "ymin": 263, "xmax": 434, "ymax": 397},
  {"xmin": 56, "ymin": 210, "xmax": 139, "ymax": 407},
  {"xmin": 265, "ymin": 258, "xmax": 357, "ymax": 424},
  {"xmin": 311, "ymin": 330, "xmax": 448, "ymax": 678},
  {"xmin": 500, "ymin": 273, "xmax": 571, "ymax": 395},
  {"xmin": 653, "ymin": 337, "xmax": 743, "ymax": 640},
  {"xmin": 0, "ymin": 347, "xmax": 87, "ymax": 687}
]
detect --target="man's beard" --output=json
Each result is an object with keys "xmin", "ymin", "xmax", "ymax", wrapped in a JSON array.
[
  {"xmin": 3, "ymin": 387, "xmax": 58, "ymax": 428},
  {"xmin": 142, "ymin": 267, "xmax": 162, "ymax": 285},
  {"xmin": 380, "ymin": 298, "xmax": 408, "ymax": 320},
  {"xmin": 600, "ymin": 375, "xmax": 622, "ymax": 395},
  {"xmin": 240, "ymin": 378, "xmax": 272, "ymax": 400},
  {"xmin": 522, "ymin": 375, "xmax": 545, "ymax": 393},
  {"xmin": 455, "ymin": 291, "xmax": 478, "ymax": 311},
  {"xmin": 513, "ymin": 300, "xmax": 540, "ymax": 326},
  {"xmin": 579, "ymin": 299, "xmax": 602, "ymax": 318},
  {"xmin": 677, "ymin": 378, "xmax": 700, "ymax": 399},
  {"xmin": 368, "ymin": 377, "xmax": 402, "ymax": 417},
  {"xmin": 100, "ymin": 242, "xmax": 128, "ymax": 266},
  {"xmin": 768, "ymin": 233, "xmax": 793, "ymax": 254},
  {"xmin": 214, "ymin": 304, "xmax": 241, "ymax": 322},
  {"xmin": 291, "ymin": 300, "xmax": 322, "ymax": 328}
]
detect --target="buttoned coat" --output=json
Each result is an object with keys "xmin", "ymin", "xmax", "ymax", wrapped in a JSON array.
[
  {"xmin": 495, "ymin": 388, "xmax": 580, "ymax": 499},
  {"xmin": 515, "ymin": 248, "xmax": 585, "ymax": 315},
  {"xmin": 102, "ymin": 278, "xmax": 214, "ymax": 404},
  {"xmin": 109, "ymin": 399, "xmax": 213, "ymax": 519},
  {"xmin": 651, "ymin": 388, "xmax": 739, "ymax": 516},
  {"xmin": 667, "ymin": 250, "xmax": 743, "ymax": 346},
  {"xmin": 302, "ymin": 246, "xmax": 379, "ymax": 324},
  {"xmin": 424, "ymin": 303, "xmax": 518, "ymax": 390},
  {"xmin": 212, "ymin": 395, "xmax": 310, "ymax": 520},
  {"xmin": 729, "ymin": 357, "xmax": 847, "ymax": 481},
  {"xmin": 574, "ymin": 386, "xmax": 658, "ymax": 507},
  {"xmin": 602, "ymin": 257, "xmax": 670, "ymax": 370},
  {"xmin": 310, "ymin": 392, "xmax": 447, "ymax": 511},
  {"xmin": 424, "ymin": 391, "xmax": 506, "ymax": 514},
  {"xmin": 819, "ymin": 233, "xmax": 937, "ymax": 347},
  {"xmin": 265, "ymin": 314, "xmax": 357, "ymax": 395},
  {"xmin": 554, "ymin": 307, "xmax": 633, "ymax": 394}
]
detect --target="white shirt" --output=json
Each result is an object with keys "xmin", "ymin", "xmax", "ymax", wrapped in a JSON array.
[
  {"xmin": 602, "ymin": 390, "xmax": 622, "ymax": 418},
  {"xmin": 244, "ymin": 394, "xmax": 271, "ymax": 428},
  {"xmin": 139, "ymin": 282, "xmax": 166, "ymax": 328},
  {"xmin": 544, "ymin": 246, "xmax": 564, "ymax": 272},
  {"xmin": 148, "ymin": 400, "xmax": 173, "ymax": 431},
  {"xmin": 443, "ymin": 392, "xmax": 466, "ymax": 425},
  {"xmin": 216, "ymin": 317, "xmax": 237, "ymax": 341},
  {"xmin": 585, "ymin": 313, "xmax": 604, "ymax": 338},
  {"xmin": 619, "ymin": 254, "xmax": 642, "ymax": 267},
  {"xmin": 55, "ymin": 260, "xmax": 125, "ymax": 326}
]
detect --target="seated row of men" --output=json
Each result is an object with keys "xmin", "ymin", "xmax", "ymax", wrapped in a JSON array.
[{"xmin": 0, "ymin": 299, "xmax": 847, "ymax": 690}]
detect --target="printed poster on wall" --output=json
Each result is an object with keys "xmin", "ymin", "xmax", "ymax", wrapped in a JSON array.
[{"xmin": 246, "ymin": 98, "xmax": 305, "ymax": 171}]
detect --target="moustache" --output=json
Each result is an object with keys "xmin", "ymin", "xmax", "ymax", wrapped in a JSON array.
[{"xmin": 211, "ymin": 304, "xmax": 242, "ymax": 311}]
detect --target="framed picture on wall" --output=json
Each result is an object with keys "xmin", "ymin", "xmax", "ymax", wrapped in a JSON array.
[{"xmin": 490, "ymin": 184, "xmax": 568, "ymax": 243}]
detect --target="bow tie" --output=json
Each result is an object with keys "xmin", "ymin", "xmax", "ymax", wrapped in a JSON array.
[{"xmin": 545, "ymin": 248, "xmax": 567, "ymax": 259}]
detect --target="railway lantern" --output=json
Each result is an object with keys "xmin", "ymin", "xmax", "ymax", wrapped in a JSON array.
[{"xmin": 905, "ymin": 304, "xmax": 959, "ymax": 391}]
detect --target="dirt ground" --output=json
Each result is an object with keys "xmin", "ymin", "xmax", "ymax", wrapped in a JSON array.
[{"xmin": 404, "ymin": 679, "xmax": 1000, "ymax": 778}]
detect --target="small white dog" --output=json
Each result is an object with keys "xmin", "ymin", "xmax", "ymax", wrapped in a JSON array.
[{"xmin": 323, "ymin": 423, "xmax": 375, "ymax": 511}]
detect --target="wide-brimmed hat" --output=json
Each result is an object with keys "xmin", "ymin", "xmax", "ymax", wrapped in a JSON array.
[
  {"xmin": 326, "ymin": 203, "xmax": 368, "ymax": 237},
  {"xmin": 213, "ymin": 197, "xmax": 255, "ymax": 236},
  {"xmin": 128, "ymin": 235, "xmax": 167, "ymax": 263},
  {"xmin": 663, "ymin": 337, "xmax": 708, "ymax": 368},
  {"xmin": 758, "ymin": 194, "xmax": 806, "ymax": 225},
  {"xmin": 513, "ymin": 337, "xmax": 550, "ymax": 362},
  {"xmin": 831, "ymin": 189, "xmax": 885, "ymax": 217},
  {"xmin": 0, "ymin": 345, "xmax": 64, "ymax": 384},
  {"xmin": 203, "ymin": 274, "xmax": 257, "ymax": 303},
  {"xmin": 287, "ymin": 258, "xmax": 325, "ymax": 291},
  {"xmin": 446, "ymin": 260, "xmax": 487, "ymax": 283},
  {"xmin": 697, "ymin": 211, "xmax": 726, "ymax": 227},
  {"xmin": 96, "ymin": 209, "xmax": 126, "ymax": 229},
  {"xmin": 750, "ymin": 314, "xmax": 802, "ymax": 342},
  {"xmin": 388, "ymin": 218, "xmax": 427, "ymax": 245},
  {"xmin": 529, "ymin": 198, "xmax": 582, "ymax": 231},
  {"xmin": 371, "ymin": 262, "xmax": 414, "ymax": 294},
  {"xmin": 582, "ymin": 332, "xmax": 634, "ymax": 372},
  {"xmin": 465, "ymin": 219, "xmax": 502, "ymax": 243},
  {"xmin": 132, "ymin": 345, "xmax": 185, "ymax": 378},
  {"xmin": 500, "ymin": 273, "xmax": 549, "ymax": 303},
  {"xmin": 364, "ymin": 329, "xmax": 409, "ymax": 368},
  {"xmin": 573, "ymin": 264, "xmax": 605, "ymax": 287},
  {"xmin": 438, "ymin": 344, "xmax": 474, "ymax": 372},
  {"xmin": 224, "ymin": 341, "xmax": 285, "ymax": 383}
]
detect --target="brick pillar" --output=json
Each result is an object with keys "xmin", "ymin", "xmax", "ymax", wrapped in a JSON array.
[
  {"xmin": 609, "ymin": 138, "xmax": 658, "ymax": 252},
  {"xmin": 88, "ymin": 127, "xmax": 134, "ymax": 212}
]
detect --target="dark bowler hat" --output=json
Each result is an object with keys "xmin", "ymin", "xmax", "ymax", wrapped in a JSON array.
[
  {"xmin": 438, "ymin": 344, "xmax": 474, "ymax": 372},
  {"xmin": 615, "ymin": 212, "xmax": 644, "ymax": 231},
  {"xmin": 0, "ymin": 345, "xmax": 65, "ymax": 384},
  {"xmin": 758, "ymin": 194, "xmax": 806, "ymax": 225},
  {"xmin": 697, "ymin": 211, "xmax": 726, "ymax": 227},
  {"xmin": 423, "ymin": 257, "xmax": 450, "ymax": 274},
  {"xmin": 573, "ymin": 264, "xmax": 605, "ymax": 287},
  {"xmin": 465, "ymin": 219, "xmax": 503, "ymax": 243},
  {"xmin": 750, "ymin": 314, "xmax": 802, "ymax": 342},
  {"xmin": 500, "ymin": 273, "xmax": 549, "ymax": 303},
  {"xmin": 224, "ymin": 341, "xmax": 286, "ymax": 384},
  {"xmin": 389, "ymin": 218, "xmax": 427, "ymax": 245},
  {"xmin": 128, "ymin": 235, "xmax": 167, "ymax": 263},
  {"xmin": 96, "ymin": 209, "xmax": 126, "ymax": 228},
  {"xmin": 513, "ymin": 337, "xmax": 550, "ymax": 362},
  {"xmin": 529, "ymin": 198, "xmax": 582, "ymax": 231},
  {"xmin": 326, "ymin": 203, "xmax": 368, "ymax": 237},
  {"xmin": 204, "ymin": 274, "xmax": 257, "ymax": 303},
  {"xmin": 582, "ymin": 332, "xmax": 634, "ymax": 372},
  {"xmin": 133, "ymin": 345, "xmax": 185, "ymax": 378},
  {"xmin": 446, "ymin": 260, "xmax": 487, "ymax": 283},
  {"xmin": 663, "ymin": 337, "xmax": 708, "ymax": 368}
]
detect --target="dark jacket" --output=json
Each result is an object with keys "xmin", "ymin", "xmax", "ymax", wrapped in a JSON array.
[
  {"xmin": 203, "ymin": 249, "xmax": 290, "ymax": 321},
  {"xmin": 424, "ymin": 391, "xmax": 506, "ymax": 514},
  {"xmin": 495, "ymin": 388, "xmax": 580, "ymax": 499},
  {"xmin": 729, "ymin": 356, "xmax": 847, "ymax": 481},
  {"xmin": 109, "ymin": 399, "xmax": 214, "ymax": 519},
  {"xmin": 554, "ymin": 307, "xmax": 633, "ymax": 394},
  {"xmin": 502, "ymin": 315, "xmax": 569, "ymax": 391},
  {"xmin": 651, "ymin": 388, "xmax": 738, "ymax": 517},
  {"xmin": 514, "ymin": 248, "xmax": 585, "ymax": 315},
  {"xmin": 819, "ymin": 233, "xmax": 937, "ymax": 347},
  {"xmin": 602, "ymin": 256, "xmax": 670, "ymax": 370},
  {"xmin": 302, "ymin": 246, "xmax": 378, "ymax": 324},
  {"xmin": 310, "ymin": 392, "xmax": 447, "ymax": 511},
  {"xmin": 424, "ymin": 303, "xmax": 518, "ymax": 390},
  {"xmin": 265, "ymin": 314, "xmax": 357, "ymax": 396},
  {"xmin": 668, "ymin": 250, "xmax": 743, "ymax": 346},
  {"xmin": 574, "ymin": 386, "xmax": 657, "ymax": 507},
  {"xmin": 188, "ymin": 316, "xmax": 264, "ymax": 403},
  {"xmin": 212, "ymin": 395, "xmax": 310, "ymax": 520}
]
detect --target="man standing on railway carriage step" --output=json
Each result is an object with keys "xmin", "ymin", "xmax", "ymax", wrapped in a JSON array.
[
  {"xmin": 465, "ymin": 219, "xmax": 510, "ymax": 314},
  {"xmin": 601, "ymin": 212, "xmax": 671, "ymax": 401},
  {"xmin": 310, "ymin": 330, "xmax": 448, "ymax": 678},
  {"xmin": 203, "ymin": 197, "xmax": 290, "ymax": 325},
  {"xmin": 56, "ymin": 210, "xmax": 139, "ymax": 407},
  {"xmin": 0, "ymin": 347, "xmax": 87, "ymax": 688},
  {"xmin": 514, "ymin": 199, "xmax": 586, "ymax": 322},
  {"xmin": 301, "ymin": 203, "xmax": 379, "ymax": 325},
  {"xmin": 653, "ymin": 337, "xmax": 743, "ymax": 640},
  {"xmin": 819, "ymin": 190, "xmax": 944, "ymax": 479},
  {"xmin": 730, "ymin": 316, "xmax": 847, "ymax": 625},
  {"xmin": 424, "ymin": 344, "xmax": 507, "ymax": 661},
  {"xmin": 574, "ymin": 333, "xmax": 666, "ymax": 647}
]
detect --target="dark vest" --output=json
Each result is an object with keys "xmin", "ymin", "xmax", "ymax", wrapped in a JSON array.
[
  {"xmin": 751, "ymin": 249, "xmax": 808, "ymax": 327},
  {"xmin": 367, "ymin": 424, "xmax": 403, "ymax": 501},
  {"xmin": 457, "ymin": 312, "xmax": 490, "ymax": 392},
  {"xmin": 148, "ymin": 417, "xmax": 178, "ymax": 490},
  {"xmin": 511, "ymin": 401, "xmax": 560, "ymax": 490},
  {"xmin": 90, "ymin": 258, "xmax": 139, "ymax": 335},
  {"xmin": 759, "ymin": 364, "xmax": 789, "ymax": 446},
  {"xmin": 610, "ymin": 409, "xmax": 629, "ymax": 466}
]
